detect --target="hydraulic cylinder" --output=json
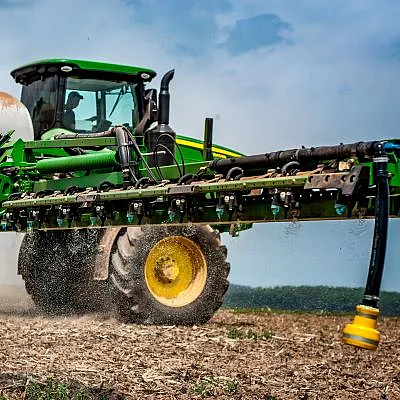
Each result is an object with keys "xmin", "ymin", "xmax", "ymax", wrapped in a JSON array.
[{"xmin": 35, "ymin": 151, "xmax": 118, "ymax": 173}]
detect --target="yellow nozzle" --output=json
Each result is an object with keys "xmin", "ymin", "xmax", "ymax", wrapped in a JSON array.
[{"xmin": 342, "ymin": 304, "xmax": 380, "ymax": 350}]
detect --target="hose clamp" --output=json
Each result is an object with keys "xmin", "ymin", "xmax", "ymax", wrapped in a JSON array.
[
  {"xmin": 363, "ymin": 294, "xmax": 380, "ymax": 302},
  {"xmin": 373, "ymin": 156, "xmax": 389, "ymax": 163}
]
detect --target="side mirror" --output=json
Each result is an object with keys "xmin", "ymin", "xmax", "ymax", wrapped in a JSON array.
[{"xmin": 144, "ymin": 88, "xmax": 158, "ymax": 123}]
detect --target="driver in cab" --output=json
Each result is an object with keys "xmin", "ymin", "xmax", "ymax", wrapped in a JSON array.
[{"xmin": 63, "ymin": 91, "xmax": 83, "ymax": 130}]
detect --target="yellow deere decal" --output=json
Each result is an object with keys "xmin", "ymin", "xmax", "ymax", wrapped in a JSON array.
[{"xmin": 176, "ymin": 138, "xmax": 241, "ymax": 158}]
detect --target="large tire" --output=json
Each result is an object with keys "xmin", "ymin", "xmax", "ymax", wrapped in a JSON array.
[
  {"xmin": 18, "ymin": 229, "xmax": 104, "ymax": 315},
  {"xmin": 109, "ymin": 225, "xmax": 230, "ymax": 325}
]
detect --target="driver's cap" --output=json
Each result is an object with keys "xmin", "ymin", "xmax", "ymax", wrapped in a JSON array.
[{"xmin": 68, "ymin": 91, "xmax": 83, "ymax": 100}]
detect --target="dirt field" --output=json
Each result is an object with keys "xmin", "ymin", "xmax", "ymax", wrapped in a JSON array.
[{"xmin": 0, "ymin": 286, "xmax": 398, "ymax": 399}]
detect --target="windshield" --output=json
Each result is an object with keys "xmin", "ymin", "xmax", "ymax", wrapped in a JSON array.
[
  {"xmin": 64, "ymin": 77, "xmax": 138, "ymax": 133},
  {"xmin": 21, "ymin": 75, "xmax": 58, "ymax": 138}
]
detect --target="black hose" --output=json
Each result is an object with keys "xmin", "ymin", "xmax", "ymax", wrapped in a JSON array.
[
  {"xmin": 134, "ymin": 177, "xmax": 155, "ymax": 189},
  {"xmin": 97, "ymin": 181, "xmax": 116, "ymax": 192},
  {"xmin": 209, "ymin": 141, "xmax": 380, "ymax": 173},
  {"xmin": 177, "ymin": 173, "xmax": 196, "ymax": 185},
  {"xmin": 154, "ymin": 143, "xmax": 183, "ymax": 179},
  {"xmin": 362, "ymin": 143, "xmax": 389, "ymax": 308},
  {"xmin": 7, "ymin": 192, "xmax": 23, "ymax": 201},
  {"xmin": 226, "ymin": 167, "xmax": 244, "ymax": 181},
  {"xmin": 121, "ymin": 125, "xmax": 159, "ymax": 183},
  {"xmin": 33, "ymin": 189, "xmax": 54, "ymax": 198},
  {"xmin": 64, "ymin": 186, "xmax": 80, "ymax": 195},
  {"xmin": 114, "ymin": 126, "xmax": 132, "ymax": 186},
  {"xmin": 154, "ymin": 132, "xmax": 185, "ymax": 176},
  {"xmin": 152, "ymin": 140, "xmax": 165, "ymax": 180},
  {"xmin": 281, "ymin": 161, "xmax": 301, "ymax": 175}
]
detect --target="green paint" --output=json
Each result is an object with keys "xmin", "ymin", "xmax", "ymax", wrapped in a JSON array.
[
  {"xmin": 11, "ymin": 58, "xmax": 156, "ymax": 81},
  {"xmin": 35, "ymin": 151, "xmax": 118, "ymax": 173}
]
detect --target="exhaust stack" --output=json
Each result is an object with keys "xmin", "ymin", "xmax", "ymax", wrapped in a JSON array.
[{"xmin": 145, "ymin": 69, "xmax": 176, "ymax": 168}]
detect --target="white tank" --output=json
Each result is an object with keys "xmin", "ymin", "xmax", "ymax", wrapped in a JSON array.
[{"xmin": 0, "ymin": 92, "xmax": 34, "ymax": 141}]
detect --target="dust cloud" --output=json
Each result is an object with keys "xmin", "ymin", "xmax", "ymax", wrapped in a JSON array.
[
  {"xmin": 0, "ymin": 232, "xmax": 24, "ymax": 286},
  {"xmin": 0, "ymin": 233, "xmax": 34, "ymax": 313}
]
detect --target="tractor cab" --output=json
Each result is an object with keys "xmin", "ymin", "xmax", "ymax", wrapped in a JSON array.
[{"xmin": 11, "ymin": 59, "xmax": 156, "ymax": 140}]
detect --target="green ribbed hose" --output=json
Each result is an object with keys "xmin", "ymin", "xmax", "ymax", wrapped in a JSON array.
[{"xmin": 36, "ymin": 151, "xmax": 118, "ymax": 173}]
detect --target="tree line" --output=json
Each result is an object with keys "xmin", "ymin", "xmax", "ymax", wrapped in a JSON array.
[{"xmin": 223, "ymin": 285, "xmax": 400, "ymax": 316}]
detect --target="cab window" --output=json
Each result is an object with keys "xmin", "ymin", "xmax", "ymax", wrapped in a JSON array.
[
  {"xmin": 21, "ymin": 75, "xmax": 58, "ymax": 138},
  {"xmin": 65, "ymin": 77, "xmax": 138, "ymax": 133}
]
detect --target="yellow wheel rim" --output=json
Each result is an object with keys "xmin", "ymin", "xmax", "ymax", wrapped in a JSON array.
[{"xmin": 144, "ymin": 235, "xmax": 207, "ymax": 307}]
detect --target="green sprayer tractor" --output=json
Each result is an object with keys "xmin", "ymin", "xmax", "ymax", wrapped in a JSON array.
[{"xmin": 0, "ymin": 59, "xmax": 399, "ymax": 350}]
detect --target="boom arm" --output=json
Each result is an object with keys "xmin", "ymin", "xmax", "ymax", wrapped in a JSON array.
[{"xmin": 0, "ymin": 127, "xmax": 399, "ymax": 350}]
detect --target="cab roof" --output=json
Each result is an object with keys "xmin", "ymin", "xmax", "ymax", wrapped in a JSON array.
[{"xmin": 11, "ymin": 58, "xmax": 157, "ymax": 85}]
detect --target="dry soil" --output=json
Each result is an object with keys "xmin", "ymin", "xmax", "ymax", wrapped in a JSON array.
[{"xmin": 0, "ymin": 286, "xmax": 398, "ymax": 399}]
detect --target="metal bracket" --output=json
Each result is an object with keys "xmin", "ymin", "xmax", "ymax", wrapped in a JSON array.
[
  {"xmin": 167, "ymin": 185, "xmax": 195, "ymax": 195},
  {"xmin": 93, "ymin": 227, "xmax": 121, "ymax": 280},
  {"xmin": 304, "ymin": 166, "xmax": 370, "ymax": 196}
]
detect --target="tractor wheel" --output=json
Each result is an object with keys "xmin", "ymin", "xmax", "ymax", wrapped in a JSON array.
[
  {"xmin": 18, "ymin": 229, "xmax": 104, "ymax": 315},
  {"xmin": 109, "ymin": 225, "xmax": 230, "ymax": 325}
]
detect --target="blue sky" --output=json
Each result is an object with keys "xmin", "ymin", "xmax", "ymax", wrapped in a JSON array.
[
  {"xmin": 1, "ymin": 0, "xmax": 400, "ymax": 153},
  {"xmin": 0, "ymin": 0, "xmax": 399, "ymax": 290}
]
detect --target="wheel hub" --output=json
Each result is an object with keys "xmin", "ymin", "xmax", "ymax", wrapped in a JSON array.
[
  {"xmin": 144, "ymin": 235, "xmax": 207, "ymax": 307},
  {"xmin": 154, "ymin": 256, "xmax": 180, "ymax": 283}
]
